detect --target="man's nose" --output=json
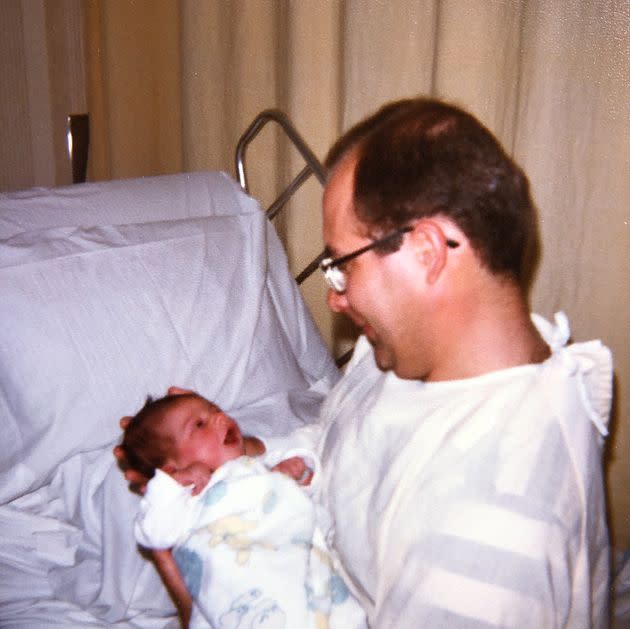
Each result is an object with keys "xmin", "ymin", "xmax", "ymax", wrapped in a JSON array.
[{"xmin": 327, "ymin": 288, "xmax": 349, "ymax": 313}]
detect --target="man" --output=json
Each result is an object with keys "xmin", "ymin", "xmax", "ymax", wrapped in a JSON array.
[
  {"xmin": 313, "ymin": 98, "xmax": 612, "ymax": 627},
  {"xmin": 321, "ymin": 98, "xmax": 548, "ymax": 380},
  {"xmin": 120, "ymin": 98, "xmax": 612, "ymax": 628}
]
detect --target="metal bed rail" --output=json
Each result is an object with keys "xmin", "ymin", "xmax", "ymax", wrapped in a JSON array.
[
  {"xmin": 235, "ymin": 110, "xmax": 353, "ymax": 367},
  {"xmin": 234, "ymin": 109, "xmax": 327, "ymax": 285}
]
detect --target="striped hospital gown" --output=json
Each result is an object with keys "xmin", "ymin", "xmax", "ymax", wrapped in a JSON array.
[{"xmin": 314, "ymin": 314, "xmax": 612, "ymax": 628}]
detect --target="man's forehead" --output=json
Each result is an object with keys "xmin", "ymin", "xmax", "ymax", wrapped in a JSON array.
[
  {"xmin": 324, "ymin": 149, "xmax": 355, "ymax": 204},
  {"xmin": 323, "ymin": 153, "xmax": 369, "ymax": 254}
]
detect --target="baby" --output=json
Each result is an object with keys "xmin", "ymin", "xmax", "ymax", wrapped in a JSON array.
[
  {"xmin": 120, "ymin": 390, "xmax": 366, "ymax": 629},
  {"xmin": 120, "ymin": 391, "xmax": 312, "ymax": 492}
]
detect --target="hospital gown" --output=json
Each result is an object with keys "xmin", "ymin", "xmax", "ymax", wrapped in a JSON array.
[
  {"xmin": 311, "ymin": 312, "xmax": 612, "ymax": 628},
  {"xmin": 135, "ymin": 443, "xmax": 367, "ymax": 629}
]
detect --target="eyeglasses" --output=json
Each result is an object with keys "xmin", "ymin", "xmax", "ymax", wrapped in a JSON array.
[{"xmin": 319, "ymin": 226, "xmax": 459, "ymax": 293}]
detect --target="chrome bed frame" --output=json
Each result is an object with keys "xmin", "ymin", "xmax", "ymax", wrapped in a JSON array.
[
  {"xmin": 234, "ymin": 110, "xmax": 354, "ymax": 367},
  {"xmin": 235, "ymin": 110, "xmax": 353, "ymax": 367},
  {"xmin": 234, "ymin": 109, "xmax": 327, "ymax": 286}
]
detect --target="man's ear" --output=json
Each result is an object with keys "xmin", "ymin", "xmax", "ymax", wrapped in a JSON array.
[{"xmin": 410, "ymin": 219, "xmax": 450, "ymax": 284}]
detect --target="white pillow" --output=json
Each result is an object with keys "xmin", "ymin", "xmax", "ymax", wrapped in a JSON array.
[{"xmin": 0, "ymin": 210, "xmax": 335, "ymax": 503}]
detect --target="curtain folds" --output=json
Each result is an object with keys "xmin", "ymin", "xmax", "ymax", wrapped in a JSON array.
[
  {"xmin": 86, "ymin": 0, "xmax": 183, "ymax": 180},
  {"xmin": 0, "ymin": 0, "xmax": 87, "ymax": 191},
  {"xmin": 85, "ymin": 0, "xmax": 629, "ymax": 549}
]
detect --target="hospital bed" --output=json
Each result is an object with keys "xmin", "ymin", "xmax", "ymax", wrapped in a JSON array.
[{"xmin": 0, "ymin": 112, "xmax": 339, "ymax": 628}]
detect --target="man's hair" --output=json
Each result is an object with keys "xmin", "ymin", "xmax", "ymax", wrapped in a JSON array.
[
  {"xmin": 324, "ymin": 99, "xmax": 419, "ymax": 171},
  {"xmin": 326, "ymin": 97, "xmax": 538, "ymax": 284},
  {"xmin": 119, "ymin": 395, "xmax": 181, "ymax": 478}
]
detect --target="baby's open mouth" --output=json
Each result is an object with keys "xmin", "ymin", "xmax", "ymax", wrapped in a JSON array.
[{"xmin": 224, "ymin": 425, "xmax": 240, "ymax": 446}]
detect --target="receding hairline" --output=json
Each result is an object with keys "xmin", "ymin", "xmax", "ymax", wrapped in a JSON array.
[{"xmin": 324, "ymin": 98, "xmax": 466, "ymax": 174}]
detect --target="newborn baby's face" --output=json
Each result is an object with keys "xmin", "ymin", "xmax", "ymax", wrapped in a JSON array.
[{"xmin": 163, "ymin": 394, "xmax": 245, "ymax": 472}]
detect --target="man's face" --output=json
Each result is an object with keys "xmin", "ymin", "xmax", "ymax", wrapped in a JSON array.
[
  {"xmin": 161, "ymin": 394, "xmax": 245, "ymax": 472},
  {"xmin": 323, "ymin": 154, "xmax": 425, "ymax": 377}
]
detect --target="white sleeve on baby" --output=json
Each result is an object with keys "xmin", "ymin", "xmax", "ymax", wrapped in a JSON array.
[{"xmin": 134, "ymin": 469, "xmax": 194, "ymax": 549}]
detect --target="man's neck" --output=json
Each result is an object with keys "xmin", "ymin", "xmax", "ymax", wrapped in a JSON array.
[{"xmin": 427, "ymin": 276, "xmax": 550, "ymax": 382}]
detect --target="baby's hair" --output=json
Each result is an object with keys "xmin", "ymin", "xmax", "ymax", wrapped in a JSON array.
[{"xmin": 119, "ymin": 395, "xmax": 180, "ymax": 478}]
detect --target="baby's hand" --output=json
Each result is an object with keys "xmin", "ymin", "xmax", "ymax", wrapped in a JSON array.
[
  {"xmin": 166, "ymin": 463, "xmax": 213, "ymax": 496},
  {"xmin": 272, "ymin": 457, "xmax": 313, "ymax": 486}
]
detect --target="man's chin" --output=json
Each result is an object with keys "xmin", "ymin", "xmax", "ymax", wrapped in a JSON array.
[
  {"xmin": 372, "ymin": 344, "xmax": 394, "ymax": 373},
  {"xmin": 362, "ymin": 323, "xmax": 378, "ymax": 346}
]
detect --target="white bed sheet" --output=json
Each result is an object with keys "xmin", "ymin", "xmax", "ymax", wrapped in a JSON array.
[
  {"xmin": 0, "ymin": 172, "xmax": 338, "ymax": 628},
  {"xmin": 0, "ymin": 171, "xmax": 244, "ymax": 239}
]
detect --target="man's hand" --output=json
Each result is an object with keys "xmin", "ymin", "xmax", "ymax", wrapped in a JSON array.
[
  {"xmin": 272, "ymin": 456, "xmax": 313, "ymax": 486},
  {"xmin": 152, "ymin": 549, "xmax": 192, "ymax": 628},
  {"xmin": 113, "ymin": 416, "xmax": 150, "ymax": 494}
]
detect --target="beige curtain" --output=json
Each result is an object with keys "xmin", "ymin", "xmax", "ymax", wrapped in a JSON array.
[
  {"xmin": 87, "ymin": 0, "xmax": 630, "ymax": 551},
  {"xmin": 0, "ymin": 0, "xmax": 87, "ymax": 191},
  {"xmin": 85, "ymin": 0, "xmax": 183, "ymax": 180}
]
